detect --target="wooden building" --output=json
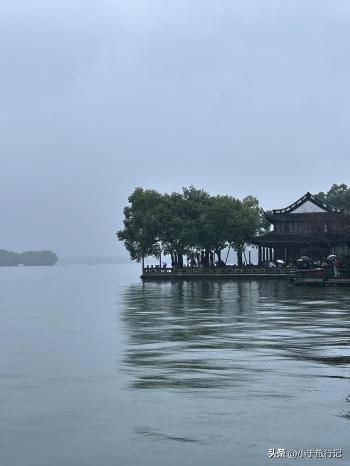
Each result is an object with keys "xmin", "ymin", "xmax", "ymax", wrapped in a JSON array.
[{"xmin": 252, "ymin": 192, "xmax": 350, "ymax": 265}]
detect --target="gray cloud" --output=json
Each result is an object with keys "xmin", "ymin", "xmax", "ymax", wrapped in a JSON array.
[{"xmin": 1, "ymin": 0, "xmax": 350, "ymax": 257}]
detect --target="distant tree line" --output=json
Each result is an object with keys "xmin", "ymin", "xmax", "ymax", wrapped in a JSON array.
[
  {"xmin": 0, "ymin": 250, "xmax": 58, "ymax": 266},
  {"xmin": 117, "ymin": 187, "xmax": 268, "ymax": 267}
]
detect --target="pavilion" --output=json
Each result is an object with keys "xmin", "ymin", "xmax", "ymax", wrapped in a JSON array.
[{"xmin": 252, "ymin": 192, "xmax": 350, "ymax": 265}]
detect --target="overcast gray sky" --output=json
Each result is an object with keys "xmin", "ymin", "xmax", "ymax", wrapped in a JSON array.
[{"xmin": 2, "ymin": 0, "xmax": 350, "ymax": 258}]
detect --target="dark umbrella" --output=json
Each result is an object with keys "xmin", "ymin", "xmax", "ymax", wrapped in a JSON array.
[{"xmin": 301, "ymin": 256, "xmax": 311, "ymax": 262}]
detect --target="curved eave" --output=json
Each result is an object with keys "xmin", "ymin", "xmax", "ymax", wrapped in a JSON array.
[
  {"xmin": 251, "ymin": 232, "xmax": 350, "ymax": 245},
  {"xmin": 265, "ymin": 211, "xmax": 349, "ymax": 222},
  {"xmin": 271, "ymin": 192, "xmax": 344, "ymax": 214}
]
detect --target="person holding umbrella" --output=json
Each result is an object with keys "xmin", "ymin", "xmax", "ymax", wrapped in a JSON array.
[
  {"xmin": 327, "ymin": 254, "xmax": 340, "ymax": 278},
  {"xmin": 297, "ymin": 256, "xmax": 312, "ymax": 269},
  {"xmin": 276, "ymin": 259, "xmax": 285, "ymax": 270}
]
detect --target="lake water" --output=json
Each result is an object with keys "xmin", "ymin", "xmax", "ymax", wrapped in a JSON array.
[{"xmin": 0, "ymin": 264, "xmax": 349, "ymax": 466}]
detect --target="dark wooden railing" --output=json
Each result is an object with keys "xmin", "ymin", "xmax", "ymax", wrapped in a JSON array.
[
  {"xmin": 142, "ymin": 266, "xmax": 295, "ymax": 275},
  {"xmin": 142, "ymin": 266, "xmax": 350, "ymax": 285},
  {"xmin": 293, "ymin": 268, "xmax": 350, "ymax": 281}
]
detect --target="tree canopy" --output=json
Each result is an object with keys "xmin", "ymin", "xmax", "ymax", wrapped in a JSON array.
[
  {"xmin": 316, "ymin": 183, "xmax": 350, "ymax": 210},
  {"xmin": 117, "ymin": 187, "xmax": 266, "ymax": 267}
]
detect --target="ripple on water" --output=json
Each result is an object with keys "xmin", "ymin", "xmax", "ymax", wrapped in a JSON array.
[{"xmin": 121, "ymin": 280, "xmax": 350, "ymax": 430}]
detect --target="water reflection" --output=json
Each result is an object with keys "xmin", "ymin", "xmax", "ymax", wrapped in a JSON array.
[{"xmin": 122, "ymin": 280, "xmax": 350, "ymax": 393}]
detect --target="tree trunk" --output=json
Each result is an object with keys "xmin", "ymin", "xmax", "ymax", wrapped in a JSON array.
[
  {"xmin": 225, "ymin": 246, "xmax": 231, "ymax": 264},
  {"xmin": 237, "ymin": 249, "xmax": 243, "ymax": 267},
  {"xmin": 204, "ymin": 250, "xmax": 210, "ymax": 268},
  {"xmin": 210, "ymin": 251, "xmax": 214, "ymax": 267}
]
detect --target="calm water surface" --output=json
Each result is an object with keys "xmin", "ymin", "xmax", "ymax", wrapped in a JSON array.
[{"xmin": 0, "ymin": 264, "xmax": 349, "ymax": 466}]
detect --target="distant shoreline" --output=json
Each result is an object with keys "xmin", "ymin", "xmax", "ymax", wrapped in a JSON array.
[{"xmin": 0, "ymin": 250, "xmax": 58, "ymax": 267}]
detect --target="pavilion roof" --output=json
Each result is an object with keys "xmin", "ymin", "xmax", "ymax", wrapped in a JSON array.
[{"xmin": 270, "ymin": 192, "xmax": 343, "ymax": 215}]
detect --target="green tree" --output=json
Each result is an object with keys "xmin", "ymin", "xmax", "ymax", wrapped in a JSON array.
[
  {"xmin": 317, "ymin": 183, "xmax": 350, "ymax": 210},
  {"xmin": 117, "ymin": 187, "xmax": 266, "ymax": 267},
  {"xmin": 194, "ymin": 194, "xmax": 241, "ymax": 265},
  {"xmin": 158, "ymin": 192, "xmax": 190, "ymax": 267},
  {"xmin": 228, "ymin": 196, "xmax": 265, "ymax": 266},
  {"xmin": 182, "ymin": 187, "xmax": 212, "ymax": 266},
  {"xmin": 117, "ymin": 188, "xmax": 162, "ymax": 265}
]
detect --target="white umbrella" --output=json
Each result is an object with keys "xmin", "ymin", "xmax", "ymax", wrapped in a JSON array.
[
  {"xmin": 327, "ymin": 254, "xmax": 337, "ymax": 260},
  {"xmin": 276, "ymin": 259, "xmax": 285, "ymax": 264}
]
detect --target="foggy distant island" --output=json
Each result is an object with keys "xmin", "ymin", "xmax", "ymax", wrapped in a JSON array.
[{"xmin": 0, "ymin": 250, "xmax": 58, "ymax": 266}]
